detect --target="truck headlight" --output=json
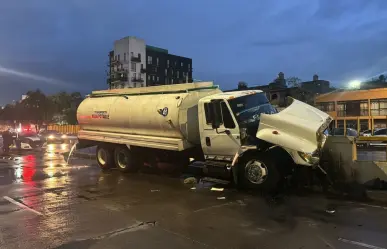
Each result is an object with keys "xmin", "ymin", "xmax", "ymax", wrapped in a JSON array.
[{"xmin": 298, "ymin": 151, "xmax": 320, "ymax": 165}]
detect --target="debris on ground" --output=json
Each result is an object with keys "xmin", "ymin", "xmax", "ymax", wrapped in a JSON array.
[
  {"xmin": 151, "ymin": 189, "xmax": 160, "ymax": 192},
  {"xmin": 217, "ymin": 197, "xmax": 226, "ymax": 200},
  {"xmin": 183, "ymin": 177, "xmax": 197, "ymax": 185},
  {"xmin": 190, "ymin": 187, "xmax": 196, "ymax": 190},
  {"xmin": 211, "ymin": 187, "xmax": 224, "ymax": 192}
]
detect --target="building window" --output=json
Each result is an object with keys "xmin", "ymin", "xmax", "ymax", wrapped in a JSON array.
[
  {"xmin": 156, "ymin": 57, "xmax": 159, "ymax": 66},
  {"xmin": 171, "ymin": 70, "xmax": 173, "ymax": 76},
  {"xmin": 141, "ymin": 64, "xmax": 144, "ymax": 70},
  {"xmin": 181, "ymin": 62, "xmax": 183, "ymax": 67},
  {"xmin": 177, "ymin": 71, "xmax": 179, "ymax": 78},
  {"xmin": 171, "ymin": 79, "xmax": 174, "ymax": 84},
  {"xmin": 148, "ymin": 75, "xmax": 150, "ymax": 81},
  {"xmin": 131, "ymin": 63, "xmax": 136, "ymax": 72},
  {"xmin": 316, "ymin": 102, "xmax": 335, "ymax": 112},
  {"xmin": 124, "ymin": 53, "xmax": 126, "ymax": 61},
  {"xmin": 117, "ymin": 54, "xmax": 120, "ymax": 61},
  {"xmin": 167, "ymin": 60, "xmax": 169, "ymax": 67},
  {"xmin": 157, "ymin": 76, "xmax": 159, "ymax": 82},
  {"xmin": 371, "ymin": 98, "xmax": 387, "ymax": 116},
  {"xmin": 188, "ymin": 64, "xmax": 191, "ymax": 70},
  {"xmin": 133, "ymin": 73, "xmax": 136, "ymax": 79},
  {"xmin": 131, "ymin": 52, "xmax": 134, "ymax": 56},
  {"xmin": 174, "ymin": 61, "xmax": 177, "ymax": 66},
  {"xmin": 138, "ymin": 53, "xmax": 141, "ymax": 59},
  {"xmin": 152, "ymin": 75, "xmax": 155, "ymax": 80},
  {"xmin": 165, "ymin": 69, "xmax": 167, "ymax": 75},
  {"xmin": 148, "ymin": 56, "xmax": 152, "ymax": 65}
]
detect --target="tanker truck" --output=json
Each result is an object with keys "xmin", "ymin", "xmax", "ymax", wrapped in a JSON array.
[{"xmin": 76, "ymin": 82, "xmax": 332, "ymax": 191}]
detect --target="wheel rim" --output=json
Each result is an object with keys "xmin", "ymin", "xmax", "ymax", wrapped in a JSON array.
[
  {"xmin": 245, "ymin": 159, "xmax": 268, "ymax": 184},
  {"xmin": 97, "ymin": 148, "xmax": 107, "ymax": 165},
  {"xmin": 116, "ymin": 150, "xmax": 129, "ymax": 169}
]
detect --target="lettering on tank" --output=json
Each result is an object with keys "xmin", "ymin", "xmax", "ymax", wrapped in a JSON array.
[
  {"xmin": 157, "ymin": 107, "xmax": 169, "ymax": 117},
  {"xmin": 92, "ymin": 111, "xmax": 110, "ymax": 119}
]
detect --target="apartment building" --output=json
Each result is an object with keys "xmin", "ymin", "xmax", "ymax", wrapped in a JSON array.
[
  {"xmin": 107, "ymin": 36, "xmax": 192, "ymax": 89},
  {"xmin": 315, "ymin": 88, "xmax": 387, "ymax": 131}
]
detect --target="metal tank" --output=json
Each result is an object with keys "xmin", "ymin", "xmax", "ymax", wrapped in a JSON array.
[{"xmin": 77, "ymin": 82, "xmax": 221, "ymax": 146}]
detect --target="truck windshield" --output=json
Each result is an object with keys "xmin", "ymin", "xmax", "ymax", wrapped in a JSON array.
[{"xmin": 228, "ymin": 93, "xmax": 278, "ymax": 126}]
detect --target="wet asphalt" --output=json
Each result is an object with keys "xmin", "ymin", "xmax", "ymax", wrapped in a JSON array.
[{"xmin": 0, "ymin": 144, "xmax": 387, "ymax": 248}]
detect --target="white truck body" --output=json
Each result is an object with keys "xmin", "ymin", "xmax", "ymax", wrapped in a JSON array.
[{"xmin": 77, "ymin": 82, "xmax": 332, "ymax": 190}]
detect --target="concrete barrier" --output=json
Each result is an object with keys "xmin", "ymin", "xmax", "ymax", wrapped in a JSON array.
[
  {"xmin": 47, "ymin": 125, "xmax": 80, "ymax": 134},
  {"xmin": 321, "ymin": 136, "xmax": 387, "ymax": 187}
]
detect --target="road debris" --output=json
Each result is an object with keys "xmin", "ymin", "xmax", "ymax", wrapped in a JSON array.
[
  {"xmin": 151, "ymin": 189, "xmax": 160, "ymax": 192},
  {"xmin": 184, "ymin": 177, "xmax": 197, "ymax": 184},
  {"xmin": 217, "ymin": 197, "xmax": 226, "ymax": 200},
  {"xmin": 211, "ymin": 187, "xmax": 224, "ymax": 192}
]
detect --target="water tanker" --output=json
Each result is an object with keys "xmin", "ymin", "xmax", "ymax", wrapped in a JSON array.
[{"xmin": 77, "ymin": 82, "xmax": 332, "ymax": 192}]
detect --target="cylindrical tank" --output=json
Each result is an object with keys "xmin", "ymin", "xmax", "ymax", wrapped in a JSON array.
[{"xmin": 77, "ymin": 87, "xmax": 221, "ymax": 146}]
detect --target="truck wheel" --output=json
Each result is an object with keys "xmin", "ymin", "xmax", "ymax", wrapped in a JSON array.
[
  {"xmin": 114, "ymin": 146, "xmax": 140, "ymax": 173},
  {"xmin": 239, "ymin": 154, "xmax": 280, "ymax": 192},
  {"xmin": 96, "ymin": 145, "xmax": 114, "ymax": 170}
]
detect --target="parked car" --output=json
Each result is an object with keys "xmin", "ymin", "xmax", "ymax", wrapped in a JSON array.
[
  {"xmin": 329, "ymin": 128, "xmax": 358, "ymax": 137},
  {"xmin": 360, "ymin": 129, "xmax": 372, "ymax": 136}
]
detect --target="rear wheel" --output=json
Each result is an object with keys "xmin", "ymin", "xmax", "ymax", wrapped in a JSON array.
[
  {"xmin": 238, "ymin": 154, "xmax": 280, "ymax": 192},
  {"xmin": 114, "ymin": 146, "xmax": 140, "ymax": 173},
  {"xmin": 96, "ymin": 145, "xmax": 114, "ymax": 170}
]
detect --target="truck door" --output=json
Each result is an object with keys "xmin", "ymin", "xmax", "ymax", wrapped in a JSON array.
[{"xmin": 201, "ymin": 100, "xmax": 241, "ymax": 159}]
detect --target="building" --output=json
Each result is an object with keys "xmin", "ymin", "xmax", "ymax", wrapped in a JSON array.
[
  {"xmin": 227, "ymin": 72, "xmax": 316, "ymax": 108},
  {"xmin": 315, "ymin": 88, "xmax": 387, "ymax": 131},
  {"xmin": 301, "ymin": 74, "xmax": 330, "ymax": 94},
  {"xmin": 107, "ymin": 36, "xmax": 192, "ymax": 89}
]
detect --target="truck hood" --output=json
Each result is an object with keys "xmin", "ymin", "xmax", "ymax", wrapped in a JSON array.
[{"xmin": 256, "ymin": 98, "xmax": 332, "ymax": 154}]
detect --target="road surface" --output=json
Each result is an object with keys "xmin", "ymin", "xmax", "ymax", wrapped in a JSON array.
[{"xmin": 0, "ymin": 144, "xmax": 387, "ymax": 248}]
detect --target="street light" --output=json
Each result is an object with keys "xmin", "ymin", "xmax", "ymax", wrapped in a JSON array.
[{"xmin": 348, "ymin": 80, "xmax": 361, "ymax": 89}]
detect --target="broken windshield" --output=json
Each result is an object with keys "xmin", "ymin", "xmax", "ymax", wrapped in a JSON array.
[{"xmin": 228, "ymin": 93, "xmax": 277, "ymax": 125}]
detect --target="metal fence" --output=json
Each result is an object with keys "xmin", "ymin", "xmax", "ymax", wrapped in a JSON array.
[{"xmin": 47, "ymin": 125, "xmax": 80, "ymax": 134}]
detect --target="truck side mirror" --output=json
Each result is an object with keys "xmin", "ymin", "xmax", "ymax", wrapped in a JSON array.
[{"xmin": 209, "ymin": 100, "xmax": 222, "ymax": 129}]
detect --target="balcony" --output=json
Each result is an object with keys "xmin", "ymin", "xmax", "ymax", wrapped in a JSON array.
[
  {"xmin": 337, "ymin": 110, "xmax": 369, "ymax": 117},
  {"xmin": 109, "ymin": 73, "xmax": 128, "ymax": 83},
  {"xmin": 140, "ymin": 68, "xmax": 146, "ymax": 73},
  {"xmin": 132, "ymin": 77, "xmax": 144, "ymax": 83},
  {"xmin": 131, "ymin": 55, "xmax": 141, "ymax": 63}
]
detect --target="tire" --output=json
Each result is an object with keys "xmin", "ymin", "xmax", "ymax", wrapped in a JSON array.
[
  {"xmin": 238, "ymin": 154, "xmax": 280, "ymax": 192},
  {"xmin": 96, "ymin": 145, "xmax": 114, "ymax": 170},
  {"xmin": 114, "ymin": 146, "xmax": 140, "ymax": 173}
]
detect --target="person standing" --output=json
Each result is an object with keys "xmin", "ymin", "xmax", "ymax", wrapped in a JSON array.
[{"xmin": 2, "ymin": 128, "xmax": 12, "ymax": 153}]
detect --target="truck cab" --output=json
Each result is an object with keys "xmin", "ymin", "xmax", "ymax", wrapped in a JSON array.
[{"xmin": 198, "ymin": 90, "xmax": 331, "ymax": 190}]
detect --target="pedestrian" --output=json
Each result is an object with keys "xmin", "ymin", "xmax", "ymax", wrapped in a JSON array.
[{"xmin": 1, "ymin": 128, "xmax": 12, "ymax": 153}]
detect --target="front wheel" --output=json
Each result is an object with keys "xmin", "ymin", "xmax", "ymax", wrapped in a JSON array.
[
  {"xmin": 96, "ymin": 145, "xmax": 114, "ymax": 170},
  {"xmin": 238, "ymin": 154, "xmax": 280, "ymax": 192}
]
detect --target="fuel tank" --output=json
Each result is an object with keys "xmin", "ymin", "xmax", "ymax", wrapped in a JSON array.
[{"xmin": 77, "ymin": 82, "xmax": 221, "ymax": 146}]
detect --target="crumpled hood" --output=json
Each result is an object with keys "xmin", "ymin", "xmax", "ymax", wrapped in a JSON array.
[{"xmin": 256, "ymin": 98, "xmax": 332, "ymax": 154}]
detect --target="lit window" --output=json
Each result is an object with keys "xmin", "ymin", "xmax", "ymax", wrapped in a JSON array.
[
  {"xmin": 148, "ymin": 56, "xmax": 152, "ymax": 65},
  {"xmin": 181, "ymin": 62, "xmax": 183, "ymax": 67},
  {"xmin": 165, "ymin": 69, "xmax": 167, "ymax": 75},
  {"xmin": 156, "ymin": 57, "xmax": 159, "ymax": 66}
]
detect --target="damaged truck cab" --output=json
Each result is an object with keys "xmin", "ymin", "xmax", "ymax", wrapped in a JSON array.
[
  {"xmin": 77, "ymin": 82, "xmax": 332, "ymax": 192},
  {"xmin": 198, "ymin": 90, "xmax": 332, "ymax": 190}
]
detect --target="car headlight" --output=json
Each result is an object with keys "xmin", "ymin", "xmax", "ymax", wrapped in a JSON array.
[
  {"xmin": 61, "ymin": 135, "xmax": 67, "ymax": 139},
  {"xmin": 48, "ymin": 135, "xmax": 54, "ymax": 139},
  {"xmin": 298, "ymin": 151, "xmax": 320, "ymax": 165}
]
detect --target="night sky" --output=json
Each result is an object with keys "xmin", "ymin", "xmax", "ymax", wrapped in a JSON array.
[{"xmin": 0, "ymin": 0, "xmax": 386, "ymax": 105}]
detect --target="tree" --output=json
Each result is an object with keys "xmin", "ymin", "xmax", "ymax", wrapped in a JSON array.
[
  {"xmin": 238, "ymin": 81, "xmax": 248, "ymax": 90},
  {"xmin": 379, "ymin": 74, "xmax": 386, "ymax": 83},
  {"xmin": 286, "ymin": 77, "xmax": 302, "ymax": 87}
]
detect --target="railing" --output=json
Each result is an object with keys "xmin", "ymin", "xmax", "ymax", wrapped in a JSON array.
[
  {"xmin": 47, "ymin": 125, "xmax": 80, "ymax": 134},
  {"xmin": 131, "ymin": 56, "xmax": 141, "ymax": 62},
  {"xmin": 132, "ymin": 77, "xmax": 144, "ymax": 83},
  {"xmin": 337, "ymin": 110, "xmax": 369, "ymax": 117}
]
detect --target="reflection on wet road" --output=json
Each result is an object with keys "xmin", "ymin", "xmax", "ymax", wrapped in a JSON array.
[{"xmin": 1, "ymin": 144, "xmax": 387, "ymax": 248}]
